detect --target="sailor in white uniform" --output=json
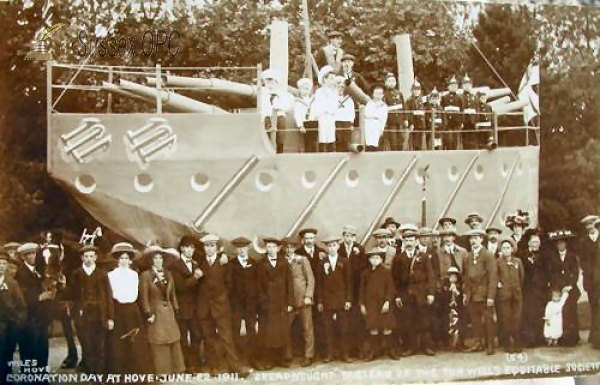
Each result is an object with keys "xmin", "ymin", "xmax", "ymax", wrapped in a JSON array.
[
  {"xmin": 310, "ymin": 66, "xmax": 339, "ymax": 152},
  {"xmin": 364, "ymin": 84, "xmax": 389, "ymax": 151}
]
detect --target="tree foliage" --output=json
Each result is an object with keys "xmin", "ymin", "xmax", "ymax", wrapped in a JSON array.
[{"xmin": 0, "ymin": 0, "xmax": 598, "ymax": 242}]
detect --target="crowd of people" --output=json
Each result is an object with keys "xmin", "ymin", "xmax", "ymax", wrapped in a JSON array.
[
  {"xmin": 261, "ymin": 30, "xmax": 505, "ymax": 154},
  {"xmin": 1, "ymin": 211, "xmax": 600, "ymax": 382}
]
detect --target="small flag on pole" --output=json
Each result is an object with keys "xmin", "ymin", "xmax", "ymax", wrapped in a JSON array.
[{"xmin": 518, "ymin": 61, "xmax": 540, "ymax": 125}]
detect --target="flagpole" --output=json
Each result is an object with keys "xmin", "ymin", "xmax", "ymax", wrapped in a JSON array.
[{"xmin": 301, "ymin": 0, "xmax": 313, "ymax": 80}]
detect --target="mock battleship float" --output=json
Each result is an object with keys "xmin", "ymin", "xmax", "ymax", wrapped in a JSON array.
[{"xmin": 46, "ymin": 20, "xmax": 540, "ymax": 248}]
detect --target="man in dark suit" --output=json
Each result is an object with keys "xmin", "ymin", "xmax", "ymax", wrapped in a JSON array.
[
  {"xmin": 229, "ymin": 237, "xmax": 259, "ymax": 368},
  {"xmin": 171, "ymin": 235, "xmax": 203, "ymax": 373},
  {"xmin": 15, "ymin": 242, "xmax": 52, "ymax": 372},
  {"xmin": 316, "ymin": 235, "xmax": 353, "ymax": 362},
  {"xmin": 314, "ymin": 30, "xmax": 344, "ymax": 73},
  {"xmin": 0, "ymin": 248, "xmax": 27, "ymax": 384},
  {"xmin": 579, "ymin": 215, "xmax": 600, "ymax": 343},
  {"xmin": 485, "ymin": 227, "xmax": 502, "ymax": 258},
  {"xmin": 392, "ymin": 229, "xmax": 436, "ymax": 356},
  {"xmin": 463, "ymin": 229, "xmax": 498, "ymax": 355},
  {"xmin": 441, "ymin": 76, "xmax": 462, "ymax": 150},
  {"xmin": 196, "ymin": 234, "xmax": 251, "ymax": 377},
  {"xmin": 256, "ymin": 237, "xmax": 293, "ymax": 369},
  {"xmin": 71, "ymin": 244, "xmax": 114, "ymax": 375},
  {"xmin": 338, "ymin": 225, "xmax": 367, "ymax": 359}
]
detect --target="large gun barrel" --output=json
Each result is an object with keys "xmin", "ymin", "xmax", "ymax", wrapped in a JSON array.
[
  {"xmin": 118, "ymin": 79, "xmax": 229, "ymax": 114},
  {"xmin": 148, "ymin": 76, "xmax": 258, "ymax": 98},
  {"xmin": 492, "ymin": 99, "xmax": 528, "ymax": 114}
]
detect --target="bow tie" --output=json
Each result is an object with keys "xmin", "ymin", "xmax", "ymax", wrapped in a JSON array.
[{"xmin": 269, "ymin": 257, "xmax": 277, "ymax": 261}]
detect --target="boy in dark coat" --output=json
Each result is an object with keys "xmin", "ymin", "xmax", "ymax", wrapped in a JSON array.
[
  {"xmin": 256, "ymin": 237, "xmax": 293, "ymax": 369},
  {"xmin": 71, "ymin": 244, "xmax": 114, "ymax": 375},
  {"xmin": 316, "ymin": 235, "xmax": 353, "ymax": 362},
  {"xmin": 359, "ymin": 250, "xmax": 396, "ymax": 361}
]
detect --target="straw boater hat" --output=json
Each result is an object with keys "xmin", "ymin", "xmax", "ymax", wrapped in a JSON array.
[
  {"xmin": 109, "ymin": 242, "xmax": 137, "ymax": 258},
  {"xmin": 4, "ymin": 242, "xmax": 21, "ymax": 251},
  {"xmin": 581, "ymin": 215, "xmax": 600, "ymax": 227},
  {"xmin": 200, "ymin": 234, "xmax": 220, "ymax": 244},
  {"xmin": 485, "ymin": 227, "xmax": 503, "ymax": 235},
  {"xmin": 402, "ymin": 229, "xmax": 419, "ymax": 239},
  {"xmin": 447, "ymin": 266, "xmax": 460, "ymax": 275}
]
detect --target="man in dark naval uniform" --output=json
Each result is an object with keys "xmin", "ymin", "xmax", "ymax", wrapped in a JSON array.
[
  {"xmin": 461, "ymin": 74, "xmax": 478, "ymax": 149},
  {"xmin": 406, "ymin": 79, "xmax": 427, "ymax": 151},
  {"xmin": 315, "ymin": 30, "xmax": 344, "ymax": 73},
  {"xmin": 476, "ymin": 91, "xmax": 494, "ymax": 149},
  {"xmin": 441, "ymin": 76, "xmax": 462, "ymax": 150},
  {"xmin": 383, "ymin": 72, "xmax": 406, "ymax": 151}
]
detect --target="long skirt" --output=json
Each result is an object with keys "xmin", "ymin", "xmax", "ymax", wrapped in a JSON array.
[
  {"xmin": 150, "ymin": 342, "xmax": 185, "ymax": 374},
  {"xmin": 111, "ymin": 302, "xmax": 153, "ymax": 374}
]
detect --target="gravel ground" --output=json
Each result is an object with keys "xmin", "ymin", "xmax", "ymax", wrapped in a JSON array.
[{"xmin": 18, "ymin": 330, "xmax": 595, "ymax": 385}]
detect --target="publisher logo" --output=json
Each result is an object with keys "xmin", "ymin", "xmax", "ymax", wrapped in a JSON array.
[{"xmin": 24, "ymin": 23, "xmax": 65, "ymax": 61}]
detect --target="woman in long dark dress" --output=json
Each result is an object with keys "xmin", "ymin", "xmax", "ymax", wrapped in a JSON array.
[
  {"xmin": 139, "ymin": 245, "xmax": 185, "ymax": 374},
  {"xmin": 546, "ymin": 230, "xmax": 580, "ymax": 347},
  {"xmin": 107, "ymin": 242, "xmax": 152, "ymax": 375},
  {"xmin": 519, "ymin": 229, "xmax": 549, "ymax": 348}
]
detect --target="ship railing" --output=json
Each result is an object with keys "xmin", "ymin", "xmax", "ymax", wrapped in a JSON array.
[{"xmin": 47, "ymin": 61, "xmax": 264, "ymax": 115}]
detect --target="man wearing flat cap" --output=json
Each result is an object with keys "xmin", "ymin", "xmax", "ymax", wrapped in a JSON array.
[
  {"xmin": 196, "ymin": 234, "xmax": 251, "ymax": 376},
  {"xmin": 15, "ymin": 242, "xmax": 54, "ymax": 372},
  {"xmin": 71, "ymin": 244, "xmax": 114, "ymax": 375},
  {"xmin": 256, "ymin": 237, "xmax": 293, "ymax": 369},
  {"xmin": 339, "ymin": 225, "xmax": 367, "ymax": 359},
  {"xmin": 315, "ymin": 30, "xmax": 345, "ymax": 73},
  {"xmin": 316, "ymin": 235, "xmax": 353, "ymax": 362},
  {"xmin": 485, "ymin": 227, "xmax": 502, "ymax": 258},
  {"xmin": 372, "ymin": 228, "xmax": 396, "ymax": 270},
  {"xmin": 392, "ymin": 229, "xmax": 436, "ymax": 356},
  {"xmin": 0, "ymin": 248, "xmax": 27, "ymax": 384},
  {"xmin": 579, "ymin": 215, "xmax": 600, "ymax": 343},
  {"xmin": 463, "ymin": 229, "xmax": 498, "ymax": 355},
  {"xmin": 297, "ymin": 229, "xmax": 325, "ymax": 278},
  {"xmin": 171, "ymin": 235, "xmax": 203, "ymax": 372},
  {"xmin": 546, "ymin": 230, "xmax": 580, "ymax": 346},
  {"xmin": 229, "ymin": 236, "xmax": 259, "ymax": 369},
  {"xmin": 282, "ymin": 237, "xmax": 315, "ymax": 367},
  {"xmin": 341, "ymin": 54, "xmax": 369, "ymax": 100}
]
